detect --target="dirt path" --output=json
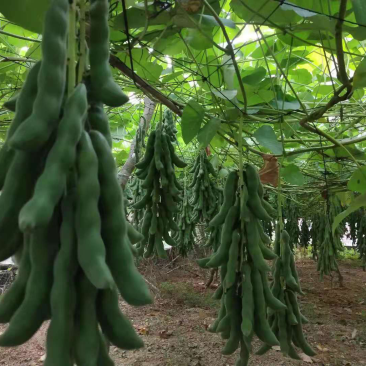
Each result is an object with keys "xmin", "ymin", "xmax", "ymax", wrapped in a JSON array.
[{"xmin": 0, "ymin": 259, "xmax": 365, "ymax": 366}]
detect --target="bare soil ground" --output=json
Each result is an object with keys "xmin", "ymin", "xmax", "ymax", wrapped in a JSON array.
[{"xmin": 0, "ymin": 258, "xmax": 365, "ymax": 366}]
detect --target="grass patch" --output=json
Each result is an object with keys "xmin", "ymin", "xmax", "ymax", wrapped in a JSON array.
[{"xmin": 159, "ymin": 281, "xmax": 218, "ymax": 309}]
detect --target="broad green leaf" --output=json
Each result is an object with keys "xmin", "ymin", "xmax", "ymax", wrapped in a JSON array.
[
  {"xmin": 200, "ymin": 55, "xmax": 223, "ymax": 89},
  {"xmin": 155, "ymin": 35, "xmax": 185, "ymax": 56},
  {"xmin": 0, "ymin": 0, "xmax": 50, "ymax": 33},
  {"xmin": 161, "ymin": 71, "xmax": 184, "ymax": 83},
  {"xmin": 332, "ymin": 193, "xmax": 366, "ymax": 234},
  {"xmin": 351, "ymin": 0, "xmax": 366, "ymax": 26},
  {"xmin": 230, "ymin": 0, "xmax": 300, "ymax": 24},
  {"xmin": 181, "ymin": 100, "xmax": 205, "ymax": 144},
  {"xmin": 242, "ymin": 67, "xmax": 266, "ymax": 85},
  {"xmin": 114, "ymin": 149, "xmax": 129, "ymax": 166},
  {"xmin": 210, "ymin": 154, "xmax": 219, "ymax": 169},
  {"xmin": 185, "ymin": 29, "xmax": 213, "ymax": 50},
  {"xmin": 353, "ymin": 58, "xmax": 366, "ymax": 89},
  {"xmin": 281, "ymin": 164, "xmax": 305, "ymax": 185},
  {"xmin": 288, "ymin": 69, "xmax": 312, "ymax": 85},
  {"xmin": 135, "ymin": 62, "xmax": 163, "ymax": 82},
  {"xmin": 348, "ymin": 166, "xmax": 366, "ymax": 193},
  {"xmin": 212, "ymin": 89, "xmax": 237, "ymax": 100},
  {"xmin": 114, "ymin": 8, "xmax": 170, "ymax": 30},
  {"xmin": 253, "ymin": 125, "xmax": 283, "ymax": 155},
  {"xmin": 219, "ymin": 168, "xmax": 229, "ymax": 178},
  {"xmin": 280, "ymin": 2, "xmax": 316, "ymax": 17},
  {"xmin": 192, "ymin": 14, "xmax": 236, "ymax": 29},
  {"xmin": 197, "ymin": 118, "xmax": 221, "ymax": 147},
  {"xmin": 245, "ymin": 90, "xmax": 274, "ymax": 106},
  {"xmin": 26, "ymin": 43, "xmax": 42, "ymax": 59}
]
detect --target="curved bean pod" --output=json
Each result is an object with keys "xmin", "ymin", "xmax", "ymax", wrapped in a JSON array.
[
  {"xmin": 19, "ymin": 84, "xmax": 87, "ymax": 232},
  {"xmin": 10, "ymin": 0, "xmax": 69, "ymax": 150}
]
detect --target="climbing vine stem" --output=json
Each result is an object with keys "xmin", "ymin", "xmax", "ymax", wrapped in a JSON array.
[
  {"xmin": 67, "ymin": 0, "xmax": 77, "ymax": 95},
  {"xmin": 77, "ymin": 0, "xmax": 86, "ymax": 84}
]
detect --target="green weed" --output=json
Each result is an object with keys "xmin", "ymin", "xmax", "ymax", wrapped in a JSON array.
[{"xmin": 159, "ymin": 281, "xmax": 218, "ymax": 309}]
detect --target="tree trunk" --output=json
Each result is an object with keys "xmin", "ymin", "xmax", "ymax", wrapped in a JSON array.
[{"xmin": 118, "ymin": 96, "xmax": 156, "ymax": 189}]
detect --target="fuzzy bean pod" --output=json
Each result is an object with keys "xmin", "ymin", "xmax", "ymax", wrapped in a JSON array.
[
  {"xmin": 10, "ymin": 0, "xmax": 69, "ymax": 150},
  {"xmin": 90, "ymin": 130, "xmax": 152, "ymax": 305},
  {"xmin": 89, "ymin": 0, "xmax": 128, "ymax": 107},
  {"xmin": 19, "ymin": 84, "xmax": 87, "ymax": 232},
  {"xmin": 76, "ymin": 131, "xmax": 113, "ymax": 289}
]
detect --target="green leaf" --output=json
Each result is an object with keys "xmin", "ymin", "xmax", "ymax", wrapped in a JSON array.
[
  {"xmin": 181, "ymin": 100, "xmax": 205, "ymax": 144},
  {"xmin": 26, "ymin": 43, "xmax": 42, "ymax": 59},
  {"xmin": 0, "ymin": 0, "xmax": 50, "ymax": 33},
  {"xmin": 332, "ymin": 193, "xmax": 366, "ymax": 234},
  {"xmin": 281, "ymin": 164, "xmax": 305, "ymax": 185},
  {"xmin": 253, "ymin": 125, "xmax": 283, "ymax": 155},
  {"xmin": 114, "ymin": 8, "xmax": 170, "ymax": 30},
  {"xmin": 230, "ymin": 0, "xmax": 300, "ymax": 24},
  {"xmin": 212, "ymin": 89, "xmax": 237, "ymax": 100},
  {"xmin": 288, "ymin": 69, "xmax": 312, "ymax": 85},
  {"xmin": 352, "ymin": 0, "xmax": 366, "ymax": 26},
  {"xmin": 242, "ymin": 67, "xmax": 266, "ymax": 85},
  {"xmin": 353, "ymin": 58, "xmax": 366, "ymax": 89},
  {"xmin": 197, "ymin": 118, "xmax": 221, "ymax": 147},
  {"xmin": 135, "ymin": 62, "xmax": 163, "ymax": 83},
  {"xmin": 245, "ymin": 90, "xmax": 274, "ymax": 106},
  {"xmin": 185, "ymin": 29, "xmax": 213, "ymax": 50},
  {"xmin": 210, "ymin": 154, "xmax": 219, "ymax": 169},
  {"xmin": 192, "ymin": 14, "xmax": 236, "ymax": 29},
  {"xmin": 219, "ymin": 168, "xmax": 229, "ymax": 178},
  {"xmin": 348, "ymin": 166, "xmax": 366, "ymax": 193},
  {"xmin": 161, "ymin": 71, "xmax": 184, "ymax": 83},
  {"xmin": 280, "ymin": 2, "xmax": 316, "ymax": 17}
]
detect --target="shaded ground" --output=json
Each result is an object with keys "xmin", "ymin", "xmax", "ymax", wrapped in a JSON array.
[{"xmin": 0, "ymin": 258, "xmax": 365, "ymax": 366}]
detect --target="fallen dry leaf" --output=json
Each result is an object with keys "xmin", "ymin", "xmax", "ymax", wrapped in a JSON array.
[
  {"xmin": 159, "ymin": 330, "xmax": 173, "ymax": 339},
  {"xmin": 299, "ymin": 353, "xmax": 313, "ymax": 363},
  {"xmin": 137, "ymin": 326, "xmax": 150, "ymax": 335},
  {"xmin": 352, "ymin": 329, "xmax": 358, "ymax": 339},
  {"xmin": 259, "ymin": 154, "xmax": 279, "ymax": 187}
]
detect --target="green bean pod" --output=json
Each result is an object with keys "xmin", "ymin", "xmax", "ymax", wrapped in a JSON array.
[
  {"xmin": 90, "ymin": 130, "xmax": 152, "ymax": 306},
  {"xmin": 281, "ymin": 231, "xmax": 301, "ymax": 292},
  {"xmin": 74, "ymin": 273, "xmax": 100, "ymax": 366},
  {"xmin": 246, "ymin": 214, "xmax": 271, "ymax": 273},
  {"xmin": 135, "ymin": 131, "xmax": 155, "ymax": 170},
  {"xmin": 44, "ymin": 192, "xmax": 78, "ymax": 366},
  {"xmin": 225, "ymin": 230, "xmax": 240, "ymax": 289},
  {"xmin": 166, "ymin": 137, "xmax": 187, "ymax": 168},
  {"xmin": 261, "ymin": 271, "xmax": 287, "ymax": 311},
  {"xmin": 0, "ymin": 234, "xmax": 30, "ymax": 323},
  {"xmin": 97, "ymin": 286, "xmax": 144, "ymax": 349},
  {"xmin": 0, "ymin": 214, "xmax": 59, "ymax": 347},
  {"xmin": 0, "ymin": 62, "xmax": 40, "ymax": 189},
  {"xmin": 252, "ymin": 267, "xmax": 279, "ymax": 347},
  {"xmin": 206, "ymin": 202, "xmax": 239, "ymax": 268},
  {"xmin": 241, "ymin": 263, "xmax": 254, "ymax": 337},
  {"xmin": 76, "ymin": 131, "xmax": 114, "ymax": 289},
  {"xmin": 89, "ymin": 102, "xmax": 113, "ymax": 148},
  {"xmin": 127, "ymin": 223, "xmax": 144, "ymax": 244},
  {"xmin": 209, "ymin": 171, "xmax": 238, "ymax": 227},
  {"xmin": 9, "ymin": 0, "xmax": 69, "ymax": 150},
  {"xmin": 19, "ymin": 84, "xmax": 87, "ymax": 232},
  {"xmin": 287, "ymin": 290, "xmax": 316, "ymax": 356},
  {"xmin": 89, "ymin": 0, "xmax": 128, "ymax": 107},
  {"xmin": 97, "ymin": 331, "xmax": 115, "ymax": 366}
]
